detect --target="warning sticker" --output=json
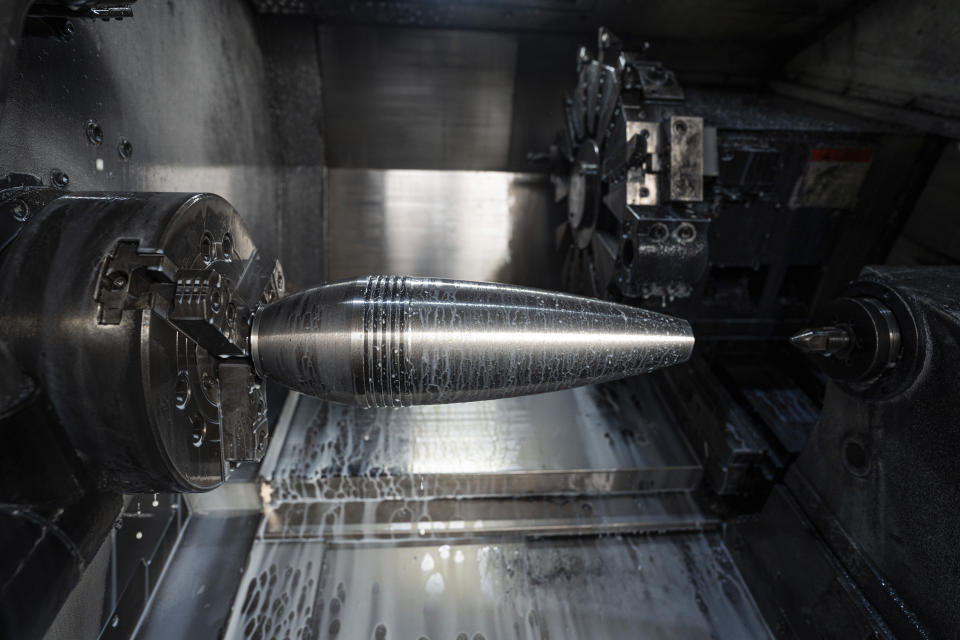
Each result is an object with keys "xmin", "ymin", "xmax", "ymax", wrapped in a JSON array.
[{"xmin": 789, "ymin": 147, "xmax": 873, "ymax": 209}]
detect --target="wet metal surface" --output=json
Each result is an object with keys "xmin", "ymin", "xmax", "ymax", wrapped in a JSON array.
[
  {"xmin": 253, "ymin": 276, "xmax": 694, "ymax": 407},
  {"xmin": 263, "ymin": 493, "xmax": 717, "ymax": 541},
  {"xmin": 142, "ymin": 382, "xmax": 771, "ymax": 640},
  {"xmin": 224, "ymin": 534, "xmax": 772, "ymax": 640},
  {"xmin": 269, "ymin": 382, "xmax": 701, "ymax": 500}
]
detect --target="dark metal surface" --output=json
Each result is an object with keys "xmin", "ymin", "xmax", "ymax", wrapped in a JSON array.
[
  {"xmin": 784, "ymin": 0, "xmax": 960, "ymax": 136},
  {"xmin": 255, "ymin": 0, "xmax": 857, "ymax": 53},
  {"xmin": 314, "ymin": 22, "xmax": 868, "ymax": 175},
  {"xmin": 786, "ymin": 266, "xmax": 960, "ymax": 638},
  {"xmin": 727, "ymin": 486, "xmax": 895, "ymax": 640},
  {"xmin": 654, "ymin": 359, "xmax": 776, "ymax": 496},
  {"xmin": 253, "ymin": 275, "xmax": 694, "ymax": 407},
  {"xmin": 321, "ymin": 27, "xmax": 518, "ymax": 171},
  {"xmin": 135, "ymin": 512, "xmax": 262, "ymax": 640},
  {"xmin": 0, "ymin": 489, "xmax": 121, "ymax": 639},
  {"xmin": 0, "ymin": 0, "xmax": 30, "ymax": 106}
]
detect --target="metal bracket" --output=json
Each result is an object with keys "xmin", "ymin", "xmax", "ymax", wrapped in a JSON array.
[
  {"xmin": 625, "ymin": 121, "xmax": 659, "ymax": 205},
  {"xmin": 623, "ymin": 57, "xmax": 685, "ymax": 101},
  {"xmin": 218, "ymin": 362, "xmax": 268, "ymax": 463},
  {"xmin": 666, "ymin": 116, "xmax": 704, "ymax": 202},
  {"xmin": 96, "ymin": 240, "xmax": 177, "ymax": 324},
  {"xmin": 167, "ymin": 269, "xmax": 250, "ymax": 357}
]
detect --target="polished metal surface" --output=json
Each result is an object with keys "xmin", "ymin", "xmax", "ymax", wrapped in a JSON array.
[
  {"xmin": 789, "ymin": 326, "xmax": 853, "ymax": 355},
  {"xmin": 324, "ymin": 169, "xmax": 558, "ymax": 287},
  {"xmin": 223, "ymin": 534, "xmax": 772, "ymax": 640},
  {"xmin": 263, "ymin": 492, "xmax": 716, "ymax": 540},
  {"xmin": 252, "ymin": 276, "xmax": 694, "ymax": 407},
  {"xmin": 267, "ymin": 381, "xmax": 700, "ymax": 500}
]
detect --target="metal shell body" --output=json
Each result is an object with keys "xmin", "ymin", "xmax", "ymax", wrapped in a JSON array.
[{"xmin": 253, "ymin": 275, "xmax": 694, "ymax": 407}]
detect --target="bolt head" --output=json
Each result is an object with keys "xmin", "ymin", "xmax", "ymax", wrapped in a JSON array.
[
  {"xmin": 10, "ymin": 199, "xmax": 29, "ymax": 222},
  {"xmin": 110, "ymin": 272, "xmax": 128, "ymax": 290},
  {"xmin": 50, "ymin": 169, "xmax": 69, "ymax": 188}
]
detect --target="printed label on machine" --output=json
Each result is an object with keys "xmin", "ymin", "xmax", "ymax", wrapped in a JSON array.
[{"xmin": 789, "ymin": 148, "xmax": 874, "ymax": 209}]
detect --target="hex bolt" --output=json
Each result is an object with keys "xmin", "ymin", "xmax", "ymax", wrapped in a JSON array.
[
  {"xmin": 50, "ymin": 168, "xmax": 69, "ymax": 188},
  {"xmin": 109, "ymin": 271, "xmax": 128, "ymax": 290}
]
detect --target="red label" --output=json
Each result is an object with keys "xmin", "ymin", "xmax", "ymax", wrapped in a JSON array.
[{"xmin": 810, "ymin": 148, "xmax": 874, "ymax": 162}]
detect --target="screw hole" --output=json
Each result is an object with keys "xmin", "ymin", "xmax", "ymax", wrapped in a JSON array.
[
  {"xmin": 109, "ymin": 271, "xmax": 128, "ymax": 290},
  {"xmin": 117, "ymin": 137, "xmax": 133, "ymax": 160},
  {"xmin": 209, "ymin": 287, "xmax": 222, "ymax": 313},
  {"xmin": 85, "ymin": 120, "xmax": 103, "ymax": 146},
  {"xmin": 843, "ymin": 439, "xmax": 870, "ymax": 475},
  {"xmin": 649, "ymin": 223, "xmax": 668, "ymax": 243},
  {"xmin": 221, "ymin": 232, "xmax": 233, "ymax": 259},
  {"xmin": 190, "ymin": 414, "xmax": 205, "ymax": 447},
  {"xmin": 174, "ymin": 373, "xmax": 191, "ymax": 410},
  {"xmin": 675, "ymin": 222, "xmax": 697, "ymax": 243},
  {"xmin": 50, "ymin": 168, "xmax": 69, "ymax": 188},
  {"xmin": 200, "ymin": 232, "xmax": 214, "ymax": 262}
]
